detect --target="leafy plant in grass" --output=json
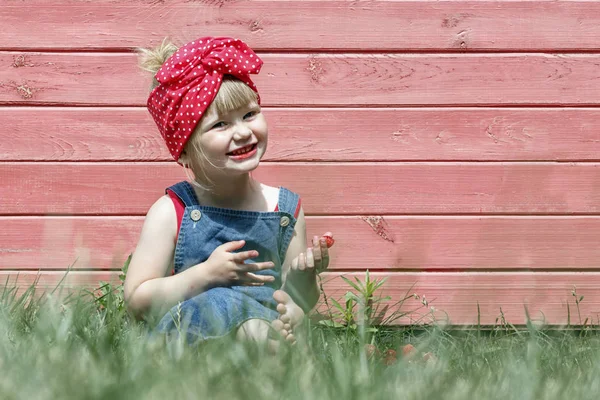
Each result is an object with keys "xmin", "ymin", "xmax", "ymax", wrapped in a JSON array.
[
  {"xmin": 565, "ymin": 285, "xmax": 600, "ymax": 336},
  {"xmin": 0, "ymin": 266, "xmax": 82, "ymax": 336},
  {"xmin": 316, "ymin": 270, "xmax": 433, "ymax": 346},
  {"xmin": 320, "ymin": 270, "xmax": 389, "ymax": 329},
  {"xmin": 87, "ymin": 254, "xmax": 131, "ymax": 315},
  {"xmin": 1, "ymin": 275, "xmax": 45, "ymax": 336}
]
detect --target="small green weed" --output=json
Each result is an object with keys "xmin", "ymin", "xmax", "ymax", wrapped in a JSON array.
[{"xmin": 86, "ymin": 254, "xmax": 131, "ymax": 315}]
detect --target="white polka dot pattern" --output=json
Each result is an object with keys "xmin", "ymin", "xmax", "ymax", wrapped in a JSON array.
[{"xmin": 146, "ymin": 37, "xmax": 263, "ymax": 161}]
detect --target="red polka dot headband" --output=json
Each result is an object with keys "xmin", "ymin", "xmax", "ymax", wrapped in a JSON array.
[{"xmin": 147, "ymin": 37, "xmax": 263, "ymax": 162}]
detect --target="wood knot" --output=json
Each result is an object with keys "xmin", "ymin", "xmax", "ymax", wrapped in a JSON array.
[
  {"xmin": 16, "ymin": 84, "xmax": 34, "ymax": 99},
  {"xmin": 441, "ymin": 13, "xmax": 472, "ymax": 28},
  {"xmin": 361, "ymin": 216, "xmax": 395, "ymax": 243},
  {"xmin": 12, "ymin": 55, "xmax": 32, "ymax": 68},
  {"xmin": 306, "ymin": 56, "xmax": 325, "ymax": 84},
  {"xmin": 249, "ymin": 20, "xmax": 263, "ymax": 33},
  {"xmin": 454, "ymin": 29, "xmax": 470, "ymax": 51}
]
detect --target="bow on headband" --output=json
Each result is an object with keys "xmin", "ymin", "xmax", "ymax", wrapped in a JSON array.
[{"xmin": 147, "ymin": 37, "xmax": 263, "ymax": 162}]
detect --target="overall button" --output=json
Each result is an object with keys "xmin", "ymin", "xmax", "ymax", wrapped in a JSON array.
[
  {"xmin": 280, "ymin": 216, "xmax": 290, "ymax": 227},
  {"xmin": 190, "ymin": 210, "xmax": 202, "ymax": 222}
]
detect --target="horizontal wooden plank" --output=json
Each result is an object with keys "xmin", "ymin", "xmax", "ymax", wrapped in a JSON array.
[
  {"xmin": 319, "ymin": 272, "xmax": 600, "ymax": 325},
  {"xmin": 3, "ymin": 216, "xmax": 600, "ymax": 271},
  {"xmin": 4, "ymin": 1, "xmax": 600, "ymax": 51},
  {"xmin": 4, "ymin": 53, "xmax": 600, "ymax": 106},
  {"xmin": 0, "ymin": 218, "xmax": 136, "ymax": 271},
  {"xmin": 2, "ymin": 163, "xmax": 600, "ymax": 215},
  {"xmin": 4, "ymin": 107, "xmax": 600, "ymax": 162}
]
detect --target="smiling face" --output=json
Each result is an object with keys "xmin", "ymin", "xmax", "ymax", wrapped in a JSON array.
[
  {"xmin": 194, "ymin": 100, "xmax": 268, "ymax": 174},
  {"xmin": 179, "ymin": 77, "xmax": 268, "ymax": 183}
]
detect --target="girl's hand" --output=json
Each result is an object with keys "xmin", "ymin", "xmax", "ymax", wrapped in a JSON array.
[
  {"xmin": 290, "ymin": 232, "xmax": 334, "ymax": 276},
  {"xmin": 312, "ymin": 232, "xmax": 333, "ymax": 273},
  {"xmin": 204, "ymin": 240, "xmax": 276, "ymax": 287}
]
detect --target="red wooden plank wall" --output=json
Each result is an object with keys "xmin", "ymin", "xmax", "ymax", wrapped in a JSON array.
[{"xmin": 2, "ymin": 0, "xmax": 600, "ymax": 325}]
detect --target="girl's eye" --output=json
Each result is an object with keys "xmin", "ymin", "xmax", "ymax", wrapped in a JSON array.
[
  {"xmin": 211, "ymin": 121, "xmax": 226, "ymax": 130},
  {"xmin": 244, "ymin": 111, "xmax": 257, "ymax": 119}
]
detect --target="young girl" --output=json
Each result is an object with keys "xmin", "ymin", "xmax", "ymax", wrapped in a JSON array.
[{"xmin": 124, "ymin": 36, "xmax": 333, "ymax": 348}]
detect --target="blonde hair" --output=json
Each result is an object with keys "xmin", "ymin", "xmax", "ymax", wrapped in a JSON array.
[{"xmin": 137, "ymin": 38, "xmax": 259, "ymax": 189}]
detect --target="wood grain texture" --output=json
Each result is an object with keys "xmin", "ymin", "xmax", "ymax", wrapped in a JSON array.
[
  {"xmin": 2, "ymin": 162, "xmax": 600, "ymax": 216},
  {"xmin": 3, "ymin": 107, "xmax": 600, "ymax": 162},
  {"xmin": 5, "ymin": 0, "xmax": 600, "ymax": 327},
  {"xmin": 4, "ymin": 1, "xmax": 600, "ymax": 51},
  {"xmin": 4, "ymin": 216, "xmax": 600, "ymax": 271},
  {"xmin": 0, "ymin": 218, "xmax": 137, "ymax": 271},
  {"xmin": 319, "ymin": 272, "xmax": 600, "ymax": 325},
  {"xmin": 4, "ymin": 53, "xmax": 600, "ymax": 106}
]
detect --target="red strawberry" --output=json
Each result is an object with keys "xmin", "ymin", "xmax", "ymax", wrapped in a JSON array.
[
  {"xmin": 364, "ymin": 344, "xmax": 380, "ymax": 359},
  {"xmin": 382, "ymin": 349, "xmax": 398, "ymax": 366},
  {"xmin": 322, "ymin": 234, "xmax": 335, "ymax": 248},
  {"xmin": 402, "ymin": 344, "xmax": 417, "ymax": 358}
]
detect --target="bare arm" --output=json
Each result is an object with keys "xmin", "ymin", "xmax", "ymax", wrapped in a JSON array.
[
  {"xmin": 123, "ymin": 195, "xmax": 215, "ymax": 320},
  {"xmin": 281, "ymin": 207, "xmax": 321, "ymax": 312},
  {"xmin": 124, "ymin": 195, "xmax": 276, "ymax": 321}
]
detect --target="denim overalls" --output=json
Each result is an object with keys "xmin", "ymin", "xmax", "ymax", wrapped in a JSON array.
[{"xmin": 155, "ymin": 181, "xmax": 300, "ymax": 342}]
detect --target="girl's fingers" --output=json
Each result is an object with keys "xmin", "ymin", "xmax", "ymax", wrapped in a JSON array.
[
  {"xmin": 244, "ymin": 272, "xmax": 276, "ymax": 283},
  {"xmin": 319, "ymin": 237, "xmax": 330, "ymax": 270},
  {"xmin": 220, "ymin": 240, "xmax": 247, "ymax": 252},
  {"xmin": 298, "ymin": 253, "xmax": 306, "ymax": 271},
  {"xmin": 313, "ymin": 235, "xmax": 322, "ymax": 252},
  {"xmin": 312, "ymin": 236, "xmax": 323, "ymax": 269},
  {"xmin": 306, "ymin": 248, "xmax": 315, "ymax": 270},
  {"xmin": 319, "ymin": 237, "xmax": 328, "ymax": 254},
  {"xmin": 241, "ymin": 261, "xmax": 275, "ymax": 272},
  {"xmin": 240, "ymin": 281, "xmax": 265, "ymax": 286},
  {"xmin": 291, "ymin": 256, "xmax": 299, "ymax": 272},
  {"xmin": 233, "ymin": 250, "xmax": 259, "ymax": 263}
]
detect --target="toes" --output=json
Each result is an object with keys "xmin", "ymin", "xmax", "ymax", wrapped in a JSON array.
[
  {"xmin": 273, "ymin": 289, "xmax": 291, "ymax": 304},
  {"xmin": 272, "ymin": 289, "xmax": 304, "ymax": 332},
  {"xmin": 271, "ymin": 318, "xmax": 285, "ymax": 334},
  {"xmin": 286, "ymin": 332, "xmax": 296, "ymax": 344},
  {"xmin": 276, "ymin": 303, "xmax": 287, "ymax": 316},
  {"xmin": 279, "ymin": 313, "xmax": 291, "ymax": 324},
  {"xmin": 271, "ymin": 318, "xmax": 290, "ymax": 340}
]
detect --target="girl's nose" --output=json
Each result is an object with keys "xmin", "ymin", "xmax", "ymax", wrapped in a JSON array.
[{"xmin": 233, "ymin": 123, "xmax": 252, "ymax": 140}]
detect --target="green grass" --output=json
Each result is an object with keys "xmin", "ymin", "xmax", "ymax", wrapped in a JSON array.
[{"xmin": 2, "ymin": 273, "xmax": 600, "ymax": 400}]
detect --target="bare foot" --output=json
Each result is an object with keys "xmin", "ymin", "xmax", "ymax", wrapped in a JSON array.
[
  {"xmin": 271, "ymin": 290, "xmax": 305, "ymax": 344},
  {"xmin": 237, "ymin": 319, "xmax": 283, "ymax": 354}
]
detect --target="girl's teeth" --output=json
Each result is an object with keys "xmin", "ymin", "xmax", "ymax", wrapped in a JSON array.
[{"xmin": 232, "ymin": 145, "xmax": 252, "ymax": 155}]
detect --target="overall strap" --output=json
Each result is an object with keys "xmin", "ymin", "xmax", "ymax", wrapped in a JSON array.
[
  {"xmin": 165, "ymin": 181, "xmax": 200, "ymax": 207},
  {"xmin": 277, "ymin": 187, "xmax": 301, "ymax": 219}
]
